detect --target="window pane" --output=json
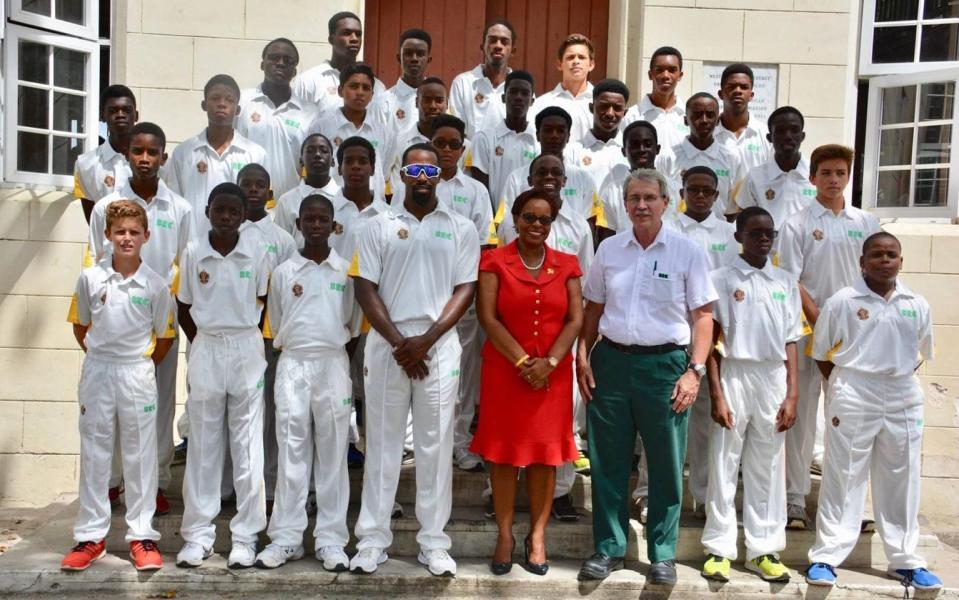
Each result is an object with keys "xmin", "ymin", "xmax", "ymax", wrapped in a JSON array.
[
  {"xmin": 880, "ymin": 128, "xmax": 915, "ymax": 166},
  {"xmin": 99, "ymin": 0, "xmax": 111, "ymax": 39},
  {"xmin": 53, "ymin": 48, "xmax": 85, "ymax": 90},
  {"xmin": 18, "ymin": 41, "xmax": 49, "ymax": 84},
  {"xmin": 53, "ymin": 92, "xmax": 85, "ymax": 134},
  {"xmin": 18, "ymin": 87, "xmax": 49, "ymax": 128},
  {"xmin": 55, "ymin": 0, "xmax": 84, "ymax": 25},
  {"xmin": 920, "ymin": 23, "xmax": 959, "ymax": 61},
  {"xmin": 873, "ymin": 26, "xmax": 918, "ymax": 63},
  {"xmin": 52, "ymin": 136, "xmax": 83, "ymax": 175},
  {"xmin": 877, "ymin": 170, "xmax": 912, "ymax": 207},
  {"xmin": 914, "ymin": 168, "xmax": 949, "ymax": 205},
  {"xmin": 21, "ymin": 0, "xmax": 52, "ymax": 17},
  {"xmin": 17, "ymin": 132, "xmax": 48, "ymax": 173},
  {"xmin": 916, "ymin": 124, "xmax": 951, "ymax": 163},
  {"xmin": 876, "ymin": 0, "xmax": 919, "ymax": 21},
  {"xmin": 882, "ymin": 85, "xmax": 917, "ymax": 124},
  {"xmin": 920, "ymin": 82, "xmax": 954, "ymax": 120},
  {"xmin": 924, "ymin": 0, "xmax": 959, "ymax": 19}
]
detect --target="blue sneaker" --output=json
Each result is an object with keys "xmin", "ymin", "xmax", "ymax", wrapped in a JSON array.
[
  {"xmin": 805, "ymin": 562, "xmax": 836, "ymax": 586},
  {"xmin": 347, "ymin": 443, "xmax": 365, "ymax": 469},
  {"xmin": 887, "ymin": 567, "xmax": 943, "ymax": 590}
]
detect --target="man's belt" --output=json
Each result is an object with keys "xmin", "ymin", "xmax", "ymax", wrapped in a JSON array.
[{"xmin": 602, "ymin": 339, "xmax": 685, "ymax": 355}]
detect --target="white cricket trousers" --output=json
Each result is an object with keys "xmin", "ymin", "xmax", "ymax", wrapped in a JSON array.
[
  {"xmin": 267, "ymin": 350, "xmax": 353, "ymax": 548},
  {"xmin": 808, "ymin": 367, "xmax": 926, "ymax": 569},
  {"xmin": 702, "ymin": 359, "xmax": 787, "ymax": 561},
  {"xmin": 453, "ymin": 316, "xmax": 483, "ymax": 453},
  {"xmin": 355, "ymin": 325, "xmax": 461, "ymax": 551},
  {"xmin": 180, "ymin": 329, "xmax": 267, "ymax": 548},
  {"xmin": 75, "ymin": 356, "xmax": 160, "ymax": 543},
  {"xmin": 785, "ymin": 340, "xmax": 823, "ymax": 507},
  {"xmin": 262, "ymin": 339, "xmax": 279, "ymax": 500}
]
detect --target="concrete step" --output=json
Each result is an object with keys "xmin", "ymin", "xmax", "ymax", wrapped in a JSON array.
[{"xmin": 102, "ymin": 502, "xmax": 931, "ymax": 569}]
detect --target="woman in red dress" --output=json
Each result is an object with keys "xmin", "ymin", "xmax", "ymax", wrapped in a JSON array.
[{"xmin": 470, "ymin": 189, "xmax": 584, "ymax": 576}]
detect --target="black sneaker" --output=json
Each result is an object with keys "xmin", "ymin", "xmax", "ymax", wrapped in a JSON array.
[{"xmin": 551, "ymin": 493, "xmax": 580, "ymax": 522}]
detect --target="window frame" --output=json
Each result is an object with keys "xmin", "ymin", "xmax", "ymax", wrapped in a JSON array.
[
  {"xmin": 861, "ymin": 67, "xmax": 959, "ymax": 219},
  {"xmin": 2, "ymin": 22, "xmax": 100, "ymax": 187},
  {"xmin": 859, "ymin": 0, "xmax": 959, "ymax": 76},
  {"xmin": 9, "ymin": 0, "xmax": 100, "ymax": 42}
]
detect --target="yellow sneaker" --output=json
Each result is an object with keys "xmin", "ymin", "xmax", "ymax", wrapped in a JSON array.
[
  {"xmin": 573, "ymin": 453, "xmax": 590, "ymax": 474},
  {"xmin": 702, "ymin": 554, "xmax": 730, "ymax": 581},
  {"xmin": 746, "ymin": 554, "xmax": 791, "ymax": 582}
]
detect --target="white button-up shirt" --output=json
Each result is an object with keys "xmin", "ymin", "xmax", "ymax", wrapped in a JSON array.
[
  {"xmin": 497, "ymin": 162, "xmax": 602, "ymax": 227},
  {"xmin": 669, "ymin": 212, "xmax": 740, "ymax": 271},
  {"xmin": 268, "ymin": 249, "xmax": 359, "ymax": 354},
  {"xmin": 450, "ymin": 64, "xmax": 509, "ymax": 140},
  {"xmin": 530, "ymin": 82, "xmax": 594, "ymax": 143},
  {"xmin": 165, "ymin": 129, "xmax": 266, "ymax": 237},
  {"xmin": 583, "ymin": 226, "xmax": 718, "ymax": 346},
  {"xmin": 813, "ymin": 278, "xmax": 933, "ymax": 378},
  {"xmin": 177, "ymin": 231, "xmax": 270, "ymax": 334},
  {"xmin": 273, "ymin": 179, "xmax": 341, "ymax": 245},
  {"xmin": 711, "ymin": 257, "xmax": 802, "ymax": 362},
  {"xmin": 622, "ymin": 94, "xmax": 689, "ymax": 152},
  {"xmin": 90, "ymin": 178, "xmax": 193, "ymax": 288},
  {"xmin": 351, "ymin": 203, "xmax": 480, "ymax": 326},
  {"xmin": 69, "ymin": 259, "xmax": 175, "ymax": 362},
  {"xmin": 470, "ymin": 118, "xmax": 539, "ymax": 209},
  {"xmin": 778, "ymin": 201, "xmax": 880, "ymax": 306},
  {"xmin": 715, "ymin": 116, "xmax": 772, "ymax": 175},
  {"xmin": 597, "ymin": 157, "xmax": 678, "ymax": 234},
  {"xmin": 292, "ymin": 60, "xmax": 388, "ymax": 113},
  {"xmin": 74, "ymin": 142, "xmax": 131, "ymax": 202},
  {"xmin": 308, "ymin": 107, "xmax": 392, "ymax": 193},
  {"xmin": 739, "ymin": 156, "xmax": 817, "ymax": 230},
  {"xmin": 661, "ymin": 138, "xmax": 746, "ymax": 217},
  {"xmin": 236, "ymin": 86, "xmax": 318, "ymax": 200},
  {"xmin": 498, "ymin": 201, "xmax": 594, "ymax": 274}
]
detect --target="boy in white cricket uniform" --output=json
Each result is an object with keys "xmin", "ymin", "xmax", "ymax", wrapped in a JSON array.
[
  {"xmin": 273, "ymin": 133, "xmax": 341, "ymax": 245},
  {"xmin": 385, "ymin": 78, "xmax": 454, "ymax": 200},
  {"xmin": 381, "ymin": 28, "xmax": 433, "ymax": 135},
  {"xmin": 805, "ymin": 232, "xmax": 942, "ymax": 591},
  {"xmin": 255, "ymin": 195, "xmax": 359, "ymax": 571},
  {"xmin": 714, "ymin": 63, "xmax": 771, "ymax": 175},
  {"xmin": 529, "ymin": 34, "xmax": 596, "ymax": 143},
  {"xmin": 175, "ymin": 183, "xmax": 270, "ymax": 570},
  {"xmin": 63, "ymin": 200, "xmax": 175, "ymax": 572},
  {"xmin": 700, "ymin": 206, "xmax": 800, "ymax": 583},
  {"xmin": 778, "ymin": 145, "xmax": 880, "ymax": 529},
  {"xmin": 449, "ymin": 20, "xmax": 515, "ymax": 140},
  {"xmin": 621, "ymin": 47, "xmax": 688, "ymax": 152},
  {"xmin": 349, "ymin": 144, "xmax": 479, "ymax": 577},
  {"xmin": 575, "ymin": 79, "xmax": 630, "ymax": 188}
]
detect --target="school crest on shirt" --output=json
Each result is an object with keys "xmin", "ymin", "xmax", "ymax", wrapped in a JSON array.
[
  {"xmin": 857, "ymin": 307, "xmax": 869, "ymax": 321},
  {"xmin": 765, "ymin": 188, "xmax": 776, "ymax": 200},
  {"xmin": 396, "ymin": 108, "xmax": 406, "ymax": 119},
  {"xmin": 100, "ymin": 291, "xmax": 107, "ymax": 304},
  {"xmin": 812, "ymin": 229, "xmax": 824, "ymax": 241},
  {"xmin": 475, "ymin": 92, "xmax": 486, "ymax": 105},
  {"xmin": 197, "ymin": 160, "xmax": 208, "ymax": 174},
  {"xmin": 733, "ymin": 289, "xmax": 745, "ymax": 302},
  {"xmin": 495, "ymin": 146, "xmax": 504, "ymax": 156},
  {"xmin": 397, "ymin": 228, "xmax": 409, "ymax": 240},
  {"xmin": 251, "ymin": 112, "xmax": 261, "ymax": 123},
  {"xmin": 582, "ymin": 156, "xmax": 592, "ymax": 166},
  {"xmin": 333, "ymin": 222, "xmax": 344, "ymax": 235},
  {"xmin": 199, "ymin": 270, "xmax": 210, "ymax": 284},
  {"xmin": 292, "ymin": 282, "xmax": 303, "ymax": 297},
  {"xmin": 832, "ymin": 416, "xmax": 840, "ymax": 427},
  {"xmin": 104, "ymin": 175, "xmax": 115, "ymax": 188}
]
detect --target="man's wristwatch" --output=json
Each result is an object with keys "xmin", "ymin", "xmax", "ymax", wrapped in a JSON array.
[
  {"xmin": 688, "ymin": 363, "xmax": 706, "ymax": 378},
  {"xmin": 546, "ymin": 356, "xmax": 559, "ymax": 369}
]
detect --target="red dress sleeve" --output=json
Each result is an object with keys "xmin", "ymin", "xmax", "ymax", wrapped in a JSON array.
[
  {"xmin": 562, "ymin": 251, "xmax": 583, "ymax": 280},
  {"xmin": 479, "ymin": 246, "xmax": 503, "ymax": 274}
]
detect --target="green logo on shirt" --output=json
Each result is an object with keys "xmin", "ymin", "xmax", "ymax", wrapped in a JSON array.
[
  {"xmin": 342, "ymin": 397, "xmax": 352, "ymax": 406},
  {"xmin": 709, "ymin": 243, "xmax": 727, "ymax": 252},
  {"xmin": 434, "ymin": 230, "xmax": 453, "ymax": 240},
  {"xmin": 522, "ymin": 150, "xmax": 536, "ymax": 160},
  {"xmin": 557, "ymin": 237, "xmax": 573, "ymax": 249},
  {"xmin": 847, "ymin": 230, "xmax": 864, "ymax": 240},
  {"xmin": 284, "ymin": 118, "xmax": 301, "ymax": 129},
  {"xmin": 562, "ymin": 188, "xmax": 577, "ymax": 197},
  {"xmin": 657, "ymin": 272, "xmax": 670, "ymax": 279},
  {"xmin": 239, "ymin": 270, "xmax": 252, "ymax": 279},
  {"xmin": 771, "ymin": 291, "xmax": 786, "ymax": 302},
  {"xmin": 715, "ymin": 168, "xmax": 730, "ymax": 177},
  {"xmin": 452, "ymin": 194, "xmax": 469, "ymax": 204},
  {"xmin": 451, "ymin": 369, "xmax": 461, "ymax": 377},
  {"xmin": 802, "ymin": 188, "xmax": 817, "ymax": 197},
  {"xmin": 256, "ymin": 378, "xmax": 264, "ymax": 389},
  {"xmin": 265, "ymin": 244, "xmax": 278, "ymax": 254},
  {"xmin": 130, "ymin": 295, "xmax": 150, "ymax": 307},
  {"xmin": 747, "ymin": 144, "xmax": 761, "ymax": 153},
  {"xmin": 329, "ymin": 282, "xmax": 346, "ymax": 292},
  {"xmin": 156, "ymin": 218, "xmax": 174, "ymax": 229},
  {"xmin": 143, "ymin": 404, "xmax": 156, "ymax": 413},
  {"xmin": 230, "ymin": 161, "xmax": 247, "ymax": 170},
  {"xmin": 901, "ymin": 309, "xmax": 918, "ymax": 319}
]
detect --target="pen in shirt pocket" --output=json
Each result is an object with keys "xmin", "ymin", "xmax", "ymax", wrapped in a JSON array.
[{"xmin": 653, "ymin": 260, "xmax": 658, "ymax": 275}]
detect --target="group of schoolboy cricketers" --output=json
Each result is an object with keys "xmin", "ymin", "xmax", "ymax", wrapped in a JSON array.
[{"xmin": 61, "ymin": 9, "xmax": 942, "ymax": 591}]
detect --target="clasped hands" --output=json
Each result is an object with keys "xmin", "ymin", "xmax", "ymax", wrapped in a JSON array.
[
  {"xmin": 518, "ymin": 357, "xmax": 554, "ymax": 390},
  {"xmin": 392, "ymin": 334, "xmax": 435, "ymax": 380}
]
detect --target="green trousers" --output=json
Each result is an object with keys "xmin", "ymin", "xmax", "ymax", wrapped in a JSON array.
[{"xmin": 587, "ymin": 341, "xmax": 688, "ymax": 562}]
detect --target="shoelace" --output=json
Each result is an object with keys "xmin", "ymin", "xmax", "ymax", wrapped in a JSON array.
[
  {"xmin": 139, "ymin": 540, "xmax": 158, "ymax": 552},
  {"xmin": 759, "ymin": 554, "xmax": 782, "ymax": 565},
  {"xmin": 71, "ymin": 541, "xmax": 98, "ymax": 554}
]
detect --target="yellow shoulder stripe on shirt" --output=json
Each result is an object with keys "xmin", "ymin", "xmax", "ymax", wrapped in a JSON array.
[
  {"xmin": 73, "ymin": 172, "xmax": 87, "ymax": 200},
  {"xmin": 161, "ymin": 309, "xmax": 177, "ymax": 339},
  {"xmin": 261, "ymin": 309, "xmax": 273, "ymax": 339},
  {"xmin": 591, "ymin": 192, "xmax": 607, "ymax": 229},
  {"xmin": 67, "ymin": 294, "xmax": 82, "ymax": 324},
  {"xmin": 82, "ymin": 245, "xmax": 95, "ymax": 269},
  {"xmin": 493, "ymin": 199, "xmax": 506, "ymax": 226},
  {"xmin": 486, "ymin": 221, "xmax": 499, "ymax": 246},
  {"xmin": 463, "ymin": 149, "xmax": 473, "ymax": 169},
  {"xmin": 348, "ymin": 251, "xmax": 361, "ymax": 277},
  {"xmin": 825, "ymin": 339, "xmax": 843, "ymax": 362},
  {"xmin": 143, "ymin": 332, "xmax": 157, "ymax": 358}
]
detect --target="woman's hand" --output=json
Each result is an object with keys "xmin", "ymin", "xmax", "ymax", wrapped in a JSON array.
[{"xmin": 519, "ymin": 357, "xmax": 553, "ymax": 388}]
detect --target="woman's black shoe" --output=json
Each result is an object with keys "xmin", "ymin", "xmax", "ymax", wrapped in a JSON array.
[
  {"xmin": 489, "ymin": 536, "xmax": 515, "ymax": 575},
  {"xmin": 523, "ymin": 535, "xmax": 549, "ymax": 576}
]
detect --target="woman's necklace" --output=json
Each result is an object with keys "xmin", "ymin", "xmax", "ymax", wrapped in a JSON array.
[{"xmin": 519, "ymin": 248, "xmax": 546, "ymax": 271}]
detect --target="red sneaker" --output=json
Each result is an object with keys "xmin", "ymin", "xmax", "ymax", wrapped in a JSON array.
[
  {"xmin": 61, "ymin": 540, "xmax": 106, "ymax": 571},
  {"xmin": 130, "ymin": 540, "xmax": 163, "ymax": 571},
  {"xmin": 108, "ymin": 485, "xmax": 122, "ymax": 509},
  {"xmin": 155, "ymin": 489, "xmax": 170, "ymax": 516}
]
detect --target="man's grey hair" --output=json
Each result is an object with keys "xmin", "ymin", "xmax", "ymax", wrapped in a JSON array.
[{"xmin": 622, "ymin": 168, "xmax": 670, "ymax": 199}]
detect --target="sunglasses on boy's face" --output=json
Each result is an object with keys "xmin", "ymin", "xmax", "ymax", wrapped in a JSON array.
[
  {"xmin": 400, "ymin": 163, "xmax": 441, "ymax": 179},
  {"xmin": 744, "ymin": 229, "xmax": 778, "ymax": 240},
  {"xmin": 519, "ymin": 213, "xmax": 554, "ymax": 226},
  {"xmin": 431, "ymin": 139, "xmax": 463, "ymax": 150}
]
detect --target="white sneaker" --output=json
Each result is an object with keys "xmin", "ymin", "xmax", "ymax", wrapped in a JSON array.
[
  {"xmin": 317, "ymin": 545, "xmax": 350, "ymax": 572},
  {"xmin": 227, "ymin": 541, "xmax": 257, "ymax": 569},
  {"xmin": 176, "ymin": 542, "xmax": 212, "ymax": 568},
  {"xmin": 254, "ymin": 543, "xmax": 304, "ymax": 569},
  {"xmin": 350, "ymin": 547, "xmax": 387, "ymax": 573},
  {"xmin": 453, "ymin": 448, "xmax": 483, "ymax": 471},
  {"xmin": 418, "ymin": 548, "xmax": 457, "ymax": 577}
]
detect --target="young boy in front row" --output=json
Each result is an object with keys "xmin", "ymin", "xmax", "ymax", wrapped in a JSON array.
[
  {"xmin": 63, "ymin": 200, "xmax": 176, "ymax": 572},
  {"xmin": 175, "ymin": 183, "xmax": 270, "ymax": 569},
  {"xmin": 805, "ymin": 232, "xmax": 942, "ymax": 591},
  {"xmin": 254, "ymin": 195, "xmax": 359, "ymax": 571},
  {"xmin": 700, "ymin": 206, "xmax": 801, "ymax": 583}
]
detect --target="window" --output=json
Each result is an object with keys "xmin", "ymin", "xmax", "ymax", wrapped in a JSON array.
[
  {"xmin": 860, "ymin": 0, "xmax": 959, "ymax": 75},
  {"xmin": 861, "ymin": 68, "xmax": 959, "ymax": 218},
  {"xmin": 10, "ymin": 0, "xmax": 99, "ymax": 42}
]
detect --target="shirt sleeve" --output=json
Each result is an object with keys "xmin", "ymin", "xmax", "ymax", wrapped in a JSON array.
[
  {"xmin": 73, "ymin": 167, "xmax": 90, "ymax": 201},
  {"xmin": 177, "ymin": 246, "xmax": 195, "ymax": 305},
  {"xmin": 354, "ymin": 218, "xmax": 384, "ymax": 284},
  {"xmin": 725, "ymin": 152, "xmax": 747, "ymax": 214},
  {"xmin": 68, "ymin": 273, "xmax": 91, "ymax": 326},
  {"xmin": 684, "ymin": 245, "xmax": 719, "ymax": 311},
  {"xmin": 777, "ymin": 216, "xmax": 804, "ymax": 277},
  {"xmin": 471, "ymin": 130, "xmax": 492, "ymax": 174},
  {"xmin": 739, "ymin": 170, "xmax": 759, "ymax": 209},
  {"xmin": 266, "ymin": 269, "xmax": 284, "ymax": 343},
  {"xmin": 343, "ymin": 272, "xmax": 361, "ymax": 338},
  {"xmin": 811, "ymin": 296, "xmax": 840, "ymax": 361},
  {"xmin": 576, "ymin": 222, "xmax": 595, "ymax": 275},
  {"xmin": 153, "ymin": 283, "xmax": 176, "ymax": 339},
  {"xmin": 454, "ymin": 221, "xmax": 481, "ymax": 286},
  {"xmin": 177, "ymin": 203, "xmax": 193, "ymax": 262},
  {"xmin": 709, "ymin": 269, "xmax": 727, "ymax": 328},
  {"xmin": 255, "ymin": 252, "xmax": 270, "ymax": 297},
  {"xmin": 449, "ymin": 76, "xmax": 467, "ymax": 121},
  {"xmin": 470, "ymin": 186, "xmax": 495, "ymax": 243},
  {"xmin": 88, "ymin": 202, "xmax": 106, "ymax": 262},
  {"xmin": 785, "ymin": 277, "xmax": 804, "ymax": 343},
  {"xmin": 581, "ymin": 241, "xmax": 607, "ymax": 304},
  {"xmin": 165, "ymin": 147, "xmax": 183, "ymax": 195},
  {"xmin": 918, "ymin": 298, "xmax": 935, "ymax": 361}
]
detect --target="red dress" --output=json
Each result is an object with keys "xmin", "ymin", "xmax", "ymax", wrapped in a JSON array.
[{"xmin": 469, "ymin": 241, "xmax": 582, "ymax": 467}]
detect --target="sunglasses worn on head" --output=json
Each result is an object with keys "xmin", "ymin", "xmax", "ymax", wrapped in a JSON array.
[
  {"xmin": 520, "ymin": 213, "xmax": 553, "ymax": 226},
  {"xmin": 400, "ymin": 163, "xmax": 441, "ymax": 178}
]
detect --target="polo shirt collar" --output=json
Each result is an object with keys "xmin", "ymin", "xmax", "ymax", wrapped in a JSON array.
[
  {"xmin": 197, "ymin": 231, "xmax": 254, "ymax": 260},
  {"xmin": 251, "ymin": 84, "xmax": 304, "ymax": 111},
  {"xmin": 194, "ymin": 129, "xmax": 247, "ymax": 156},
  {"xmin": 391, "ymin": 199, "xmax": 454, "ymax": 221},
  {"xmin": 809, "ymin": 199, "xmax": 852, "ymax": 220},
  {"xmin": 623, "ymin": 221, "xmax": 670, "ymax": 250},
  {"xmin": 852, "ymin": 277, "xmax": 915, "ymax": 302},
  {"xmin": 288, "ymin": 247, "xmax": 343, "ymax": 271},
  {"xmin": 100, "ymin": 258, "xmax": 149, "ymax": 287},
  {"xmin": 548, "ymin": 81, "xmax": 593, "ymax": 99},
  {"xmin": 581, "ymin": 129, "xmax": 622, "ymax": 149},
  {"xmin": 680, "ymin": 138, "xmax": 721, "ymax": 159},
  {"xmin": 638, "ymin": 93, "xmax": 684, "ymax": 116},
  {"xmin": 99, "ymin": 140, "xmax": 124, "ymax": 163},
  {"xmin": 731, "ymin": 255, "xmax": 776, "ymax": 280},
  {"xmin": 678, "ymin": 212, "xmax": 720, "ymax": 230},
  {"xmin": 493, "ymin": 118, "xmax": 535, "ymax": 138},
  {"xmin": 717, "ymin": 115, "xmax": 764, "ymax": 140},
  {"xmin": 391, "ymin": 78, "xmax": 416, "ymax": 98},
  {"xmin": 116, "ymin": 177, "xmax": 172, "ymax": 207}
]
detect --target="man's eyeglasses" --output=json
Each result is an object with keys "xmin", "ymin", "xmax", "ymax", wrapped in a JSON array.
[
  {"xmin": 400, "ymin": 163, "xmax": 441, "ymax": 179},
  {"xmin": 432, "ymin": 140, "xmax": 463, "ymax": 150},
  {"xmin": 744, "ymin": 229, "xmax": 778, "ymax": 240},
  {"xmin": 519, "ymin": 213, "xmax": 554, "ymax": 226}
]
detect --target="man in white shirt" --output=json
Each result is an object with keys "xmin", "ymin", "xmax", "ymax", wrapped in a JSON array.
[
  {"xmin": 167, "ymin": 74, "xmax": 266, "ymax": 238},
  {"xmin": 292, "ymin": 11, "xmax": 387, "ymax": 112},
  {"xmin": 236, "ymin": 39, "xmax": 318, "ymax": 201},
  {"xmin": 274, "ymin": 133, "xmax": 341, "ymax": 246},
  {"xmin": 576, "ymin": 79, "xmax": 630, "ymax": 187},
  {"xmin": 715, "ymin": 63, "xmax": 772, "ymax": 174},
  {"xmin": 622, "ymin": 47, "xmax": 688, "ymax": 152},
  {"xmin": 530, "ymin": 33, "xmax": 595, "ymax": 143},
  {"xmin": 450, "ymin": 19, "xmax": 515, "ymax": 139},
  {"xmin": 382, "ymin": 29, "xmax": 433, "ymax": 134}
]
